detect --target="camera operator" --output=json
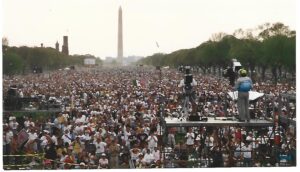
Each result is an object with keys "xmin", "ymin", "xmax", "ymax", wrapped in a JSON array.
[
  {"xmin": 178, "ymin": 67, "xmax": 197, "ymax": 92},
  {"xmin": 224, "ymin": 59, "xmax": 241, "ymax": 86},
  {"xmin": 178, "ymin": 66, "xmax": 197, "ymax": 115},
  {"xmin": 224, "ymin": 64, "xmax": 236, "ymax": 87}
]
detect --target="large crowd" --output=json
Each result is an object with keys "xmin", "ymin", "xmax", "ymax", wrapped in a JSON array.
[{"xmin": 2, "ymin": 67, "xmax": 296, "ymax": 169}]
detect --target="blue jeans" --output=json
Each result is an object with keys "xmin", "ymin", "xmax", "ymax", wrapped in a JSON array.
[{"xmin": 243, "ymin": 158, "xmax": 252, "ymax": 167}]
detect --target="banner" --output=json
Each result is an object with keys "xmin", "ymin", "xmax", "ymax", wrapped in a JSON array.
[{"xmin": 17, "ymin": 129, "xmax": 29, "ymax": 147}]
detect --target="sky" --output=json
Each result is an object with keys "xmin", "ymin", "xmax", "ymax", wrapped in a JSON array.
[{"xmin": 1, "ymin": 0, "xmax": 297, "ymax": 59}]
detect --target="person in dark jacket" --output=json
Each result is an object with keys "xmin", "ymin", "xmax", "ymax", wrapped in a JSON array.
[
  {"xmin": 211, "ymin": 146, "xmax": 223, "ymax": 167},
  {"xmin": 44, "ymin": 137, "xmax": 57, "ymax": 168}
]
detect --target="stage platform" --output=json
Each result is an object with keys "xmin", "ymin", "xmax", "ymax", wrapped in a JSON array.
[{"xmin": 164, "ymin": 117, "xmax": 274, "ymax": 127}]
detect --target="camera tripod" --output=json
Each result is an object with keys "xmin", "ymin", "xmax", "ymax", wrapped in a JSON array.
[{"xmin": 179, "ymin": 89, "xmax": 196, "ymax": 121}]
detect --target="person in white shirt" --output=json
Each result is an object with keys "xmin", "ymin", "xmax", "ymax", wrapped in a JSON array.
[
  {"xmin": 44, "ymin": 119, "xmax": 54, "ymax": 133},
  {"xmin": 98, "ymin": 153, "xmax": 109, "ymax": 169},
  {"xmin": 24, "ymin": 117, "xmax": 35, "ymax": 129},
  {"xmin": 185, "ymin": 128, "xmax": 195, "ymax": 152},
  {"xmin": 82, "ymin": 130, "xmax": 91, "ymax": 141},
  {"xmin": 153, "ymin": 147, "xmax": 160, "ymax": 163},
  {"xmin": 143, "ymin": 113, "xmax": 151, "ymax": 123},
  {"xmin": 143, "ymin": 124, "xmax": 151, "ymax": 136},
  {"xmin": 142, "ymin": 149, "xmax": 155, "ymax": 166},
  {"xmin": 251, "ymin": 138, "xmax": 260, "ymax": 151},
  {"xmin": 83, "ymin": 92, "xmax": 88, "ymax": 105},
  {"xmin": 234, "ymin": 141, "xmax": 245, "ymax": 165},
  {"xmin": 4, "ymin": 127, "xmax": 14, "ymax": 146},
  {"xmin": 51, "ymin": 134, "xmax": 58, "ymax": 146},
  {"xmin": 205, "ymin": 134, "xmax": 214, "ymax": 149},
  {"xmin": 9, "ymin": 118, "xmax": 19, "ymax": 133},
  {"xmin": 167, "ymin": 129, "xmax": 176, "ymax": 148},
  {"xmin": 74, "ymin": 123, "xmax": 84, "ymax": 135},
  {"xmin": 40, "ymin": 132, "xmax": 50, "ymax": 149},
  {"xmin": 62, "ymin": 130, "xmax": 72, "ymax": 145},
  {"xmin": 26, "ymin": 129, "xmax": 38, "ymax": 152},
  {"xmin": 94, "ymin": 137, "xmax": 107, "ymax": 158},
  {"xmin": 28, "ymin": 129, "xmax": 38, "ymax": 141},
  {"xmin": 178, "ymin": 68, "xmax": 197, "ymax": 89},
  {"xmin": 242, "ymin": 142, "xmax": 252, "ymax": 167},
  {"xmin": 147, "ymin": 133, "xmax": 158, "ymax": 152},
  {"xmin": 124, "ymin": 126, "xmax": 131, "ymax": 147},
  {"xmin": 246, "ymin": 132, "xmax": 253, "ymax": 142},
  {"xmin": 130, "ymin": 146, "xmax": 141, "ymax": 163}
]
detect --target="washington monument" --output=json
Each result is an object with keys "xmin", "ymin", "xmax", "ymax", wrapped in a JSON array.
[{"xmin": 117, "ymin": 6, "xmax": 123, "ymax": 65}]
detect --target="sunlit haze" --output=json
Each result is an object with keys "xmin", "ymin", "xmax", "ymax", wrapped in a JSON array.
[{"xmin": 2, "ymin": 0, "xmax": 297, "ymax": 59}]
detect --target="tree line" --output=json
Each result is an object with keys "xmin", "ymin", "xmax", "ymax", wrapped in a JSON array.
[
  {"xmin": 2, "ymin": 41, "xmax": 102, "ymax": 75},
  {"xmin": 138, "ymin": 22, "xmax": 296, "ymax": 82}
]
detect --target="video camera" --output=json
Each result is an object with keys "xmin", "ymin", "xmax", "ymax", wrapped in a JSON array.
[
  {"xmin": 232, "ymin": 59, "xmax": 242, "ymax": 72},
  {"xmin": 224, "ymin": 59, "xmax": 242, "ymax": 76}
]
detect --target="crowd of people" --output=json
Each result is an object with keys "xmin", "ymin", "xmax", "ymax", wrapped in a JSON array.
[{"xmin": 2, "ymin": 66, "xmax": 296, "ymax": 169}]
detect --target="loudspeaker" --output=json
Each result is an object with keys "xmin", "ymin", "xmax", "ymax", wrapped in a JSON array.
[
  {"xmin": 188, "ymin": 116, "xmax": 200, "ymax": 121},
  {"xmin": 188, "ymin": 116, "xmax": 208, "ymax": 122}
]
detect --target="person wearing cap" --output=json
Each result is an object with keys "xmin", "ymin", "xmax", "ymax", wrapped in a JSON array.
[
  {"xmin": 8, "ymin": 117, "xmax": 18, "ymax": 134},
  {"xmin": 98, "ymin": 153, "xmax": 109, "ymax": 169},
  {"xmin": 94, "ymin": 137, "xmax": 107, "ymax": 158},
  {"xmin": 234, "ymin": 69, "xmax": 253, "ymax": 122}
]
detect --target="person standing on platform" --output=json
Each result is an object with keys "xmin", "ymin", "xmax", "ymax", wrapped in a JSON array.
[
  {"xmin": 224, "ymin": 63, "xmax": 236, "ymax": 87},
  {"xmin": 234, "ymin": 69, "xmax": 253, "ymax": 122}
]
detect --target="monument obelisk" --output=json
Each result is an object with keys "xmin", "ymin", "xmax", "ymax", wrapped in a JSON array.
[{"xmin": 117, "ymin": 6, "xmax": 123, "ymax": 65}]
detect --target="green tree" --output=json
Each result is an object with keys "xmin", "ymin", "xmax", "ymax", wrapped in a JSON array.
[
  {"xmin": 3, "ymin": 50, "xmax": 24, "ymax": 75},
  {"xmin": 137, "ymin": 22, "xmax": 295, "ymax": 83}
]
